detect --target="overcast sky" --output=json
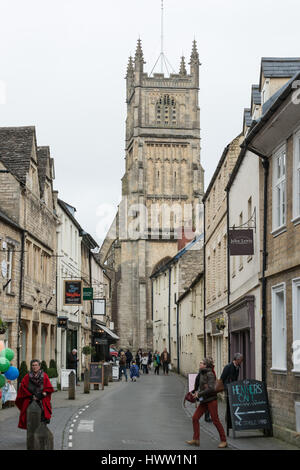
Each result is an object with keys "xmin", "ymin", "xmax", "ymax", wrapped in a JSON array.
[{"xmin": 1, "ymin": 0, "xmax": 300, "ymax": 244}]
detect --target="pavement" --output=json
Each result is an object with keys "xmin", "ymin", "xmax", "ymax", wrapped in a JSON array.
[
  {"xmin": 0, "ymin": 372, "xmax": 299, "ymax": 451},
  {"xmin": 179, "ymin": 375, "xmax": 299, "ymax": 451}
]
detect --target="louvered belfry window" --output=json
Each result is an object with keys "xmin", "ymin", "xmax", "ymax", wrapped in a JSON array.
[{"xmin": 156, "ymin": 95, "xmax": 176, "ymax": 126}]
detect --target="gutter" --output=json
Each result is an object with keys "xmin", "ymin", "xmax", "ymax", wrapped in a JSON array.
[
  {"xmin": 17, "ymin": 230, "xmax": 26, "ymax": 388},
  {"xmin": 241, "ymin": 144, "xmax": 269, "ymax": 386}
]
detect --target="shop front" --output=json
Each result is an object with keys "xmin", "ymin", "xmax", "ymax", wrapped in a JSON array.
[
  {"xmin": 92, "ymin": 320, "xmax": 119, "ymax": 361},
  {"xmin": 226, "ymin": 296, "xmax": 256, "ymax": 380}
]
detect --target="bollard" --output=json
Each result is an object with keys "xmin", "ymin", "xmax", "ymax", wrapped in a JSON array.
[
  {"xmin": 27, "ymin": 400, "xmax": 41, "ymax": 450},
  {"xmin": 84, "ymin": 369, "xmax": 90, "ymax": 394},
  {"xmin": 68, "ymin": 371, "xmax": 76, "ymax": 400},
  {"xmin": 103, "ymin": 364, "xmax": 108, "ymax": 386},
  {"xmin": 33, "ymin": 422, "xmax": 54, "ymax": 450}
]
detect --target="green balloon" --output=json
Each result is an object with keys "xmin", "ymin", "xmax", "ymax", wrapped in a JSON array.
[
  {"xmin": 0, "ymin": 357, "xmax": 10, "ymax": 373},
  {"xmin": 0, "ymin": 374, "xmax": 5, "ymax": 388},
  {"xmin": 0, "ymin": 348, "xmax": 14, "ymax": 362}
]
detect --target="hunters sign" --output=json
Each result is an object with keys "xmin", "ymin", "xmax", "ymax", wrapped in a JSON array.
[
  {"xmin": 229, "ymin": 229, "xmax": 254, "ymax": 256},
  {"xmin": 64, "ymin": 280, "xmax": 83, "ymax": 306}
]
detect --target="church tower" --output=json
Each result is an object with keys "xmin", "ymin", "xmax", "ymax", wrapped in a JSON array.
[{"xmin": 100, "ymin": 39, "xmax": 204, "ymax": 351}]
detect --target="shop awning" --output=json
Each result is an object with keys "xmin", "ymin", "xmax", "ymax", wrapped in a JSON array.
[{"xmin": 93, "ymin": 321, "xmax": 119, "ymax": 340}]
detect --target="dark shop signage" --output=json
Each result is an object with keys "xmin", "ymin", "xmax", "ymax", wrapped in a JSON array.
[
  {"xmin": 83, "ymin": 287, "xmax": 93, "ymax": 301},
  {"xmin": 227, "ymin": 379, "xmax": 272, "ymax": 432},
  {"xmin": 229, "ymin": 229, "xmax": 254, "ymax": 256},
  {"xmin": 89, "ymin": 362, "xmax": 104, "ymax": 389},
  {"xmin": 57, "ymin": 316, "xmax": 68, "ymax": 329},
  {"xmin": 64, "ymin": 280, "xmax": 83, "ymax": 306}
]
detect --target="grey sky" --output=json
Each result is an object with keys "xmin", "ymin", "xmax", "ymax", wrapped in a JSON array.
[{"xmin": 0, "ymin": 0, "xmax": 299, "ymax": 244}]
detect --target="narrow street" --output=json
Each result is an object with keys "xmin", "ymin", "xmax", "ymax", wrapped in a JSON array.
[{"xmin": 64, "ymin": 372, "xmax": 228, "ymax": 451}]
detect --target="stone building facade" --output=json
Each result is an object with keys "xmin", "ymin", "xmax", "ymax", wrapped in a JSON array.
[
  {"xmin": 99, "ymin": 40, "xmax": 204, "ymax": 352},
  {"xmin": 202, "ymin": 134, "xmax": 243, "ymax": 379},
  {"xmin": 176, "ymin": 273, "xmax": 204, "ymax": 376},
  {"xmin": 151, "ymin": 235, "xmax": 203, "ymax": 369},
  {"xmin": 0, "ymin": 200, "xmax": 22, "ymax": 366},
  {"xmin": 242, "ymin": 63, "xmax": 300, "ymax": 446},
  {"xmin": 0, "ymin": 127, "xmax": 57, "ymax": 369}
]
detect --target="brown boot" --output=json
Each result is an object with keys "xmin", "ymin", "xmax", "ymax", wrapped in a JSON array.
[
  {"xmin": 186, "ymin": 440, "xmax": 200, "ymax": 446},
  {"xmin": 218, "ymin": 441, "xmax": 227, "ymax": 448}
]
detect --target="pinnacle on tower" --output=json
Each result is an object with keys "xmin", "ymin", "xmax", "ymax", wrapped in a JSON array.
[
  {"xmin": 179, "ymin": 56, "xmax": 187, "ymax": 76},
  {"xmin": 126, "ymin": 56, "xmax": 134, "ymax": 78},
  {"xmin": 135, "ymin": 38, "xmax": 145, "ymax": 64},
  {"xmin": 189, "ymin": 40, "xmax": 201, "ymax": 66}
]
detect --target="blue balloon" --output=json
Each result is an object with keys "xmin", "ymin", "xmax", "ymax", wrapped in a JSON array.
[{"xmin": 4, "ymin": 366, "xmax": 19, "ymax": 381}]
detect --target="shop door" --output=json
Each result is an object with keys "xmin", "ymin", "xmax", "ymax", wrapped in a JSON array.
[
  {"xmin": 66, "ymin": 329, "xmax": 77, "ymax": 368},
  {"xmin": 231, "ymin": 329, "xmax": 251, "ymax": 380}
]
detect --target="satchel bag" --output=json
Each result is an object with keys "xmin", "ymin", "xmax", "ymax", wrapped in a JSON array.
[{"xmin": 215, "ymin": 379, "xmax": 224, "ymax": 393}]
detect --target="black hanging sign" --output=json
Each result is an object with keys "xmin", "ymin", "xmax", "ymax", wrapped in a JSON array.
[
  {"xmin": 227, "ymin": 379, "xmax": 272, "ymax": 433},
  {"xmin": 229, "ymin": 229, "xmax": 254, "ymax": 256},
  {"xmin": 64, "ymin": 280, "xmax": 83, "ymax": 306}
]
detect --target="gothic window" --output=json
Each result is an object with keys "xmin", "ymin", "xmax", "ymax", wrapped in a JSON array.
[{"xmin": 156, "ymin": 95, "xmax": 176, "ymax": 126}]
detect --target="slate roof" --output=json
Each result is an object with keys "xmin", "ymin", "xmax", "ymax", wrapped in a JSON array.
[
  {"xmin": 251, "ymin": 85, "xmax": 261, "ymax": 106},
  {"xmin": 0, "ymin": 126, "xmax": 36, "ymax": 184},
  {"xmin": 261, "ymin": 57, "xmax": 300, "ymax": 78},
  {"xmin": 244, "ymin": 108, "xmax": 252, "ymax": 128},
  {"xmin": 0, "ymin": 208, "xmax": 22, "ymax": 231}
]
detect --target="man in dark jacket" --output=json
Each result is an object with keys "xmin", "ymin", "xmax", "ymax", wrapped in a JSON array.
[
  {"xmin": 68, "ymin": 349, "xmax": 79, "ymax": 384},
  {"xmin": 220, "ymin": 353, "xmax": 243, "ymax": 432},
  {"xmin": 125, "ymin": 349, "xmax": 133, "ymax": 368}
]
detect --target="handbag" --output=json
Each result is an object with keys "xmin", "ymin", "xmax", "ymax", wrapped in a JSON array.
[
  {"xmin": 215, "ymin": 379, "xmax": 224, "ymax": 393},
  {"xmin": 184, "ymin": 391, "xmax": 197, "ymax": 405}
]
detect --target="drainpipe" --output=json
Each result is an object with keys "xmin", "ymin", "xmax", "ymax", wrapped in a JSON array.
[
  {"xmin": 176, "ymin": 302, "xmax": 180, "ymax": 373},
  {"xmin": 246, "ymin": 146, "xmax": 269, "ymax": 385},
  {"xmin": 17, "ymin": 230, "xmax": 26, "ymax": 388},
  {"xmin": 203, "ymin": 202, "xmax": 206, "ymax": 357},
  {"xmin": 226, "ymin": 189, "xmax": 231, "ymax": 362},
  {"xmin": 168, "ymin": 267, "xmax": 171, "ymax": 359},
  {"xmin": 260, "ymin": 157, "xmax": 269, "ymax": 384}
]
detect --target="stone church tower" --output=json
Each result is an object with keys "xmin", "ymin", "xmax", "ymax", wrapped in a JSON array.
[{"xmin": 100, "ymin": 39, "xmax": 204, "ymax": 351}]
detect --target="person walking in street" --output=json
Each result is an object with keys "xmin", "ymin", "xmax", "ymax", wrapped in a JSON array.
[
  {"xmin": 130, "ymin": 361, "xmax": 140, "ymax": 382},
  {"xmin": 125, "ymin": 349, "xmax": 133, "ymax": 369},
  {"xmin": 147, "ymin": 350, "xmax": 153, "ymax": 371},
  {"xmin": 135, "ymin": 350, "xmax": 142, "ymax": 370},
  {"xmin": 16, "ymin": 359, "xmax": 54, "ymax": 430},
  {"xmin": 220, "ymin": 352, "xmax": 243, "ymax": 432},
  {"xmin": 119, "ymin": 351, "xmax": 128, "ymax": 381},
  {"xmin": 68, "ymin": 349, "xmax": 79, "ymax": 384},
  {"xmin": 153, "ymin": 351, "xmax": 161, "ymax": 375},
  {"xmin": 141, "ymin": 353, "xmax": 149, "ymax": 374},
  {"xmin": 186, "ymin": 358, "xmax": 227, "ymax": 449},
  {"xmin": 160, "ymin": 348, "xmax": 170, "ymax": 375}
]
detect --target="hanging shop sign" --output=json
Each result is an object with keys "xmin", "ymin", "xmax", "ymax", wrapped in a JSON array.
[
  {"xmin": 64, "ymin": 280, "xmax": 83, "ymax": 306},
  {"xmin": 228, "ymin": 229, "xmax": 254, "ymax": 256},
  {"xmin": 57, "ymin": 316, "xmax": 68, "ymax": 329},
  {"xmin": 227, "ymin": 379, "xmax": 272, "ymax": 435},
  {"xmin": 83, "ymin": 287, "xmax": 93, "ymax": 301},
  {"xmin": 93, "ymin": 298, "xmax": 106, "ymax": 316}
]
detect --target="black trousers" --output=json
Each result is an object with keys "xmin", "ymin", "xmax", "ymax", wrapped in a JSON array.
[{"xmin": 162, "ymin": 362, "xmax": 169, "ymax": 374}]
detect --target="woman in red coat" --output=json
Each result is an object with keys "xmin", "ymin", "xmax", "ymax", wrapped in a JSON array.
[{"xmin": 16, "ymin": 359, "xmax": 54, "ymax": 430}]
